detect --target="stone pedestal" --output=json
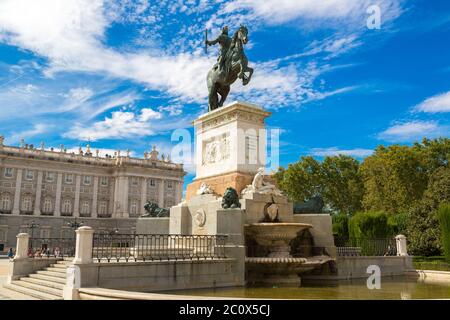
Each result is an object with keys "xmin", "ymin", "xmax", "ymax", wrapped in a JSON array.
[
  {"xmin": 73, "ymin": 226, "xmax": 94, "ymax": 265},
  {"xmin": 395, "ymin": 234, "xmax": 408, "ymax": 256},
  {"xmin": 14, "ymin": 233, "xmax": 30, "ymax": 260},
  {"xmin": 241, "ymin": 191, "xmax": 293, "ymax": 224},
  {"xmin": 186, "ymin": 101, "xmax": 271, "ymax": 200}
]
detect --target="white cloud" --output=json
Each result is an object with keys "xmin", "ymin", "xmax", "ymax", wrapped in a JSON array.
[
  {"xmin": 65, "ymin": 87, "xmax": 94, "ymax": 103},
  {"xmin": 66, "ymin": 110, "xmax": 155, "ymax": 141},
  {"xmin": 378, "ymin": 121, "xmax": 449, "ymax": 142},
  {"xmin": 220, "ymin": 0, "xmax": 403, "ymax": 26},
  {"xmin": 140, "ymin": 108, "xmax": 162, "ymax": 121},
  {"xmin": 310, "ymin": 147, "xmax": 373, "ymax": 158},
  {"xmin": 7, "ymin": 123, "xmax": 48, "ymax": 144},
  {"xmin": 158, "ymin": 104, "xmax": 183, "ymax": 116},
  {"xmin": 414, "ymin": 91, "xmax": 450, "ymax": 113},
  {"xmin": 0, "ymin": 0, "xmax": 363, "ymax": 110}
]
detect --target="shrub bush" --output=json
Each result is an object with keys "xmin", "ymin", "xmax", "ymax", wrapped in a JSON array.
[
  {"xmin": 348, "ymin": 211, "xmax": 395, "ymax": 239},
  {"xmin": 438, "ymin": 203, "xmax": 450, "ymax": 262},
  {"xmin": 332, "ymin": 213, "xmax": 349, "ymax": 238},
  {"xmin": 407, "ymin": 167, "xmax": 450, "ymax": 256},
  {"xmin": 388, "ymin": 212, "xmax": 409, "ymax": 235}
]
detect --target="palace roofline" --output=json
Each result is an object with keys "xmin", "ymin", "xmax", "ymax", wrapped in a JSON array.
[{"xmin": 0, "ymin": 141, "xmax": 184, "ymax": 172}]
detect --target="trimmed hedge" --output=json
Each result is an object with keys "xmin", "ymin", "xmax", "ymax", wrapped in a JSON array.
[
  {"xmin": 438, "ymin": 203, "xmax": 450, "ymax": 262},
  {"xmin": 348, "ymin": 211, "xmax": 395, "ymax": 239}
]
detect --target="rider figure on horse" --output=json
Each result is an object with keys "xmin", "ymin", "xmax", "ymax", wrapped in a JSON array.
[{"xmin": 206, "ymin": 26, "xmax": 232, "ymax": 75}]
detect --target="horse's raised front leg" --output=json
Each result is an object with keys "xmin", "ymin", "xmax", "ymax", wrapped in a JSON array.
[
  {"xmin": 243, "ymin": 66, "xmax": 253, "ymax": 86},
  {"xmin": 237, "ymin": 61, "xmax": 245, "ymax": 79}
]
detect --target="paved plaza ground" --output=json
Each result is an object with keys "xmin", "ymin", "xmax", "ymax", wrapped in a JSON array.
[
  {"xmin": 0, "ymin": 259, "xmax": 11, "ymax": 300},
  {"xmin": 0, "ymin": 258, "xmax": 35, "ymax": 300}
]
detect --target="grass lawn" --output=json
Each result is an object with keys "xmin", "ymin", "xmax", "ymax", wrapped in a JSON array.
[{"xmin": 413, "ymin": 256, "xmax": 450, "ymax": 271}]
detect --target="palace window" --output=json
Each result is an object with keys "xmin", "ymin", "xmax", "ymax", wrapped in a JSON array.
[
  {"xmin": 25, "ymin": 170, "xmax": 34, "ymax": 181},
  {"xmin": 0, "ymin": 229, "xmax": 6, "ymax": 241},
  {"xmin": 83, "ymin": 175, "xmax": 92, "ymax": 186},
  {"xmin": 62, "ymin": 199, "xmax": 72, "ymax": 215},
  {"xmin": 40, "ymin": 228, "xmax": 51, "ymax": 239},
  {"xmin": 42, "ymin": 198, "xmax": 53, "ymax": 214},
  {"xmin": 100, "ymin": 177, "xmax": 108, "ymax": 187},
  {"xmin": 149, "ymin": 179, "xmax": 155, "ymax": 187},
  {"xmin": 80, "ymin": 201, "xmax": 90, "ymax": 215},
  {"xmin": 60, "ymin": 228, "xmax": 71, "ymax": 238},
  {"xmin": 45, "ymin": 172, "xmax": 55, "ymax": 183},
  {"xmin": 131, "ymin": 177, "xmax": 138, "ymax": 187},
  {"xmin": 167, "ymin": 181, "xmax": 173, "ymax": 189},
  {"xmin": 0, "ymin": 194, "xmax": 11, "ymax": 211},
  {"xmin": 3, "ymin": 168, "xmax": 13, "ymax": 178},
  {"xmin": 21, "ymin": 196, "xmax": 33, "ymax": 211},
  {"xmin": 130, "ymin": 201, "xmax": 138, "ymax": 215},
  {"xmin": 64, "ymin": 174, "xmax": 73, "ymax": 184},
  {"xmin": 98, "ymin": 201, "xmax": 107, "ymax": 215}
]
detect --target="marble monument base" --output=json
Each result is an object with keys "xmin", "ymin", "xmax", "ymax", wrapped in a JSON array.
[{"xmin": 185, "ymin": 171, "xmax": 254, "ymax": 201}]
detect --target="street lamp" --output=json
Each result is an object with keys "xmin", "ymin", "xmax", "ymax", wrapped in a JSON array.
[
  {"xmin": 26, "ymin": 220, "xmax": 40, "ymax": 239},
  {"xmin": 67, "ymin": 218, "xmax": 84, "ymax": 231}
]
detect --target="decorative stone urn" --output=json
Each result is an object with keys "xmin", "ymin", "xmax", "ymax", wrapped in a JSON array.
[{"xmin": 245, "ymin": 222, "xmax": 330, "ymax": 285}]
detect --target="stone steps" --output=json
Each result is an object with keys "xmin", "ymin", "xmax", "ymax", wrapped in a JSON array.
[
  {"xmin": 4, "ymin": 259, "xmax": 70, "ymax": 300},
  {"xmin": 20, "ymin": 277, "xmax": 65, "ymax": 290},
  {"xmin": 3, "ymin": 283, "xmax": 61, "ymax": 300},
  {"xmin": 29, "ymin": 273, "xmax": 67, "ymax": 284},
  {"xmin": 9, "ymin": 280, "xmax": 63, "ymax": 297},
  {"xmin": 36, "ymin": 270, "xmax": 67, "ymax": 279},
  {"xmin": 46, "ymin": 267, "xmax": 67, "ymax": 274},
  {"xmin": 50, "ymin": 263, "xmax": 68, "ymax": 269},
  {"xmin": 0, "ymin": 285, "xmax": 40, "ymax": 300}
]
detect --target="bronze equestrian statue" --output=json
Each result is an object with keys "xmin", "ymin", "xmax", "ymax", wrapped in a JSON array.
[{"xmin": 206, "ymin": 25, "xmax": 254, "ymax": 112}]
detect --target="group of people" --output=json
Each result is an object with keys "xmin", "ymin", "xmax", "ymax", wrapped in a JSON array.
[
  {"xmin": 27, "ymin": 247, "xmax": 62, "ymax": 258},
  {"xmin": 4, "ymin": 246, "xmax": 63, "ymax": 260}
]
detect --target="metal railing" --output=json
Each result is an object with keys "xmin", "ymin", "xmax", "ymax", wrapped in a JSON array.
[
  {"xmin": 92, "ymin": 233, "xmax": 228, "ymax": 263},
  {"xmin": 334, "ymin": 237, "xmax": 397, "ymax": 256},
  {"xmin": 28, "ymin": 237, "xmax": 76, "ymax": 258}
]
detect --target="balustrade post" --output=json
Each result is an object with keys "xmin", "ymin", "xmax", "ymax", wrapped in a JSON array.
[
  {"xmin": 73, "ymin": 226, "xmax": 95, "ymax": 264},
  {"xmin": 395, "ymin": 234, "xmax": 408, "ymax": 256},
  {"xmin": 14, "ymin": 233, "xmax": 30, "ymax": 259}
]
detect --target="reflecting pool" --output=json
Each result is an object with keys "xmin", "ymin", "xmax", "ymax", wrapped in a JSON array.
[{"xmin": 171, "ymin": 277, "xmax": 450, "ymax": 299}]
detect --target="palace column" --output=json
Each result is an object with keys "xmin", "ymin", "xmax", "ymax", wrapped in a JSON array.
[
  {"xmin": 73, "ymin": 175, "xmax": 81, "ymax": 217},
  {"xmin": 109, "ymin": 178, "xmax": 115, "ymax": 216},
  {"xmin": 158, "ymin": 179, "xmax": 165, "ymax": 208},
  {"xmin": 174, "ymin": 181, "xmax": 182, "ymax": 205},
  {"xmin": 54, "ymin": 173, "xmax": 63, "ymax": 216},
  {"xmin": 113, "ymin": 175, "xmax": 129, "ymax": 218},
  {"xmin": 12, "ymin": 168, "xmax": 23, "ymax": 215},
  {"xmin": 34, "ymin": 171, "xmax": 43, "ymax": 215},
  {"xmin": 92, "ymin": 176, "xmax": 98, "ymax": 218},
  {"xmin": 140, "ymin": 178, "xmax": 147, "ymax": 215}
]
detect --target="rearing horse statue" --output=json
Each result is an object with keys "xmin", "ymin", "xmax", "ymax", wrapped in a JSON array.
[{"xmin": 206, "ymin": 25, "xmax": 254, "ymax": 112}]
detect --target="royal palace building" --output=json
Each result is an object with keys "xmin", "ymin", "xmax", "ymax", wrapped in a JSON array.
[{"xmin": 0, "ymin": 135, "xmax": 185, "ymax": 252}]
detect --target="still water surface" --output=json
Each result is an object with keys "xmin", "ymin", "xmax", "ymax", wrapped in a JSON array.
[{"xmin": 172, "ymin": 278, "xmax": 450, "ymax": 299}]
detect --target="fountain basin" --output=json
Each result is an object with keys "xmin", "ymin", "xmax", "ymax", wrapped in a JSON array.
[
  {"xmin": 245, "ymin": 222, "xmax": 313, "ymax": 257},
  {"xmin": 244, "ymin": 222, "xmax": 329, "ymax": 286}
]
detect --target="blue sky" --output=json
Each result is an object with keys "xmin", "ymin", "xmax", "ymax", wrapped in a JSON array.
[{"xmin": 0, "ymin": 0, "xmax": 449, "ymax": 189}]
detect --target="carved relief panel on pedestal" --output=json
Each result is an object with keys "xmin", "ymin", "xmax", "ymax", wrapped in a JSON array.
[{"xmin": 202, "ymin": 133, "xmax": 230, "ymax": 166}]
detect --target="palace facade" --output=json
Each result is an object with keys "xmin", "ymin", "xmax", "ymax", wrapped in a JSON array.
[{"xmin": 0, "ymin": 136, "xmax": 185, "ymax": 252}]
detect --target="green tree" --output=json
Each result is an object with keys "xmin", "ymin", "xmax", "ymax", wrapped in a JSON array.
[
  {"xmin": 275, "ymin": 156, "xmax": 322, "ymax": 202},
  {"xmin": 438, "ymin": 203, "xmax": 450, "ymax": 262},
  {"xmin": 321, "ymin": 155, "xmax": 364, "ymax": 214},
  {"xmin": 407, "ymin": 167, "xmax": 450, "ymax": 256},
  {"xmin": 360, "ymin": 144, "xmax": 428, "ymax": 214},
  {"xmin": 275, "ymin": 155, "xmax": 364, "ymax": 214}
]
